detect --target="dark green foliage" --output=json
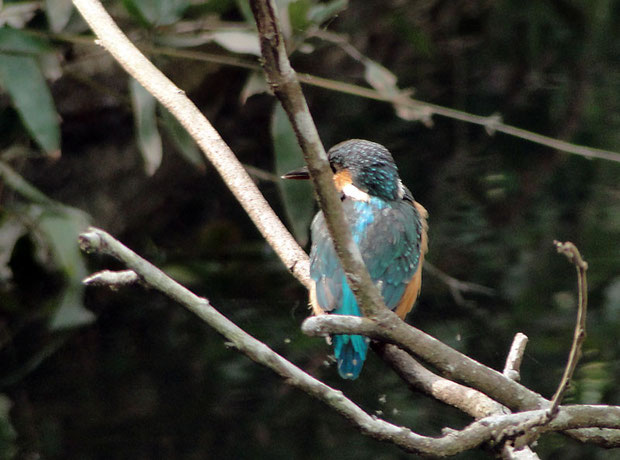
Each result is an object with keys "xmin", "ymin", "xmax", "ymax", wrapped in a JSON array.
[{"xmin": 0, "ymin": 0, "xmax": 619, "ymax": 458}]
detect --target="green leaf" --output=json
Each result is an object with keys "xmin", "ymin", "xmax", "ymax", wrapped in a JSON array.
[
  {"xmin": 363, "ymin": 59, "xmax": 431, "ymax": 123},
  {"xmin": 129, "ymin": 78, "xmax": 163, "ymax": 175},
  {"xmin": 0, "ymin": 161, "xmax": 57, "ymax": 206},
  {"xmin": 307, "ymin": 0, "xmax": 348, "ymax": 26},
  {"xmin": 122, "ymin": 0, "xmax": 189, "ymax": 26},
  {"xmin": 288, "ymin": 0, "xmax": 311, "ymax": 32},
  {"xmin": 37, "ymin": 209, "xmax": 94, "ymax": 330},
  {"xmin": 0, "ymin": 27, "xmax": 51, "ymax": 54},
  {"xmin": 156, "ymin": 29, "xmax": 261, "ymax": 55},
  {"xmin": 0, "ymin": 162, "xmax": 94, "ymax": 330},
  {"xmin": 45, "ymin": 0, "xmax": 74, "ymax": 32},
  {"xmin": 235, "ymin": 0, "xmax": 255, "ymax": 23},
  {"xmin": 271, "ymin": 103, "xmax": 314, "ymax": 246},
  {"xmin": 159, "ymin": 105, "xmax": 205, "ymax": 171},
  {"xmin": 0, "ymin": 54, "xmax": 61, "ymax": 156},
  {"xmin": 49, "ymin": 281, "xmax": 93, "ymax": 330},
  {"xmin": 0, "ymin": 216, "xmax": 26, "ymax": 283},
  {"xmin": 37, "ymin": 209, "xmax": 89, "ymax": 279}
]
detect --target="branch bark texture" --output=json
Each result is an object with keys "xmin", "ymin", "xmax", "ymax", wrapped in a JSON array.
[
  {"xmin": 71, "ymin": 0, "xmax": 311, "ymax": 289},
  {"xmin": 249, "ymin": 0, "xmax": 391, "ymax": 320}
]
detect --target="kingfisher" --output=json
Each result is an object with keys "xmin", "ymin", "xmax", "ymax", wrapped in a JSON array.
[{"xmin": 283, "ymin": 139, "xmax": 428, "ymax": 379}]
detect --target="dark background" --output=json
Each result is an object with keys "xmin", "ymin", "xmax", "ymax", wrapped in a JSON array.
[{"xmin": 1, "ymin": 0, "xmax": 619, "ymax": 458}]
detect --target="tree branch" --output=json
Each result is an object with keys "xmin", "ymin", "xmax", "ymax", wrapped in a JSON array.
[
  {"xmin": 503, "ymin": 333, "xmax": 528, "ymax": 382},
  {"xmin": 509, "ymin": 242, "xmax": 590, "ymax": 448},
  {"xmin": 78, "ymin": 227, "xmax": 620, "ymax": 457},
  {"xmin": 69, "ymin": 0, "xmax": 619, "ymax": 454},
  {"xmin": 301, "ymin": 314, "xmax": 620, "ymax": 446},
  {"xmin": 71, "ymin": 0, "xmax": 311, "ymax": 289},
  {"xmin": 550, "ymin": 241, "xmax": 589, "ymax": 415},
  {"xmin": 302, "ymin": 315, "xmax": 546, "ymax": 410},
  {"xmin": 249, "ymin": 0, "xmax": 391, "ymax": 321},
  {"xmin": 373, "ymin": 343, "xmax": 509, "ymax": 419},
  {"xmin": 29, "ymin": 29, "xmax": 620, "ymax": 164}
]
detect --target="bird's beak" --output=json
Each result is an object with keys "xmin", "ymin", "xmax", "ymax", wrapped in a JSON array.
[{"xmin": 281, "ymin": 166, "xmax": 310, "ymax": 180}]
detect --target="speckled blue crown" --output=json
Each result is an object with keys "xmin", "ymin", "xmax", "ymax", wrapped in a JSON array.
[{"xmin": 328, "ymin": 139, "xmax": 401, "ymax": 201}]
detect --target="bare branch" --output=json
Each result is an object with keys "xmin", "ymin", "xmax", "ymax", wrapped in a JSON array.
[
  {"xmin": 302, "ymin": 314, "xmax": 620, "ymax": 447},
  {"xmin": 550, "ymin": 241, "xmax": 589, "ymax": 416},
  {"xmin": 302, "ymin": 315, "xmax": 547, "ymax": 410},
  {"xmin": 374, "ymin": 344, "xmax": 542, "ymax": 460},
  {"xmin": 502, "ymin": 444, "xmax": 541, "ymax": 460},
  {"xmin": 71, "ymin": 0, "xmax": 311, "ymax": 289},
  {"xmin": 78, "ymin": 227, "xmax": 620, "ymax": 456},
  {"xmin": 69, "ymin": 1, "xmax": 619, "ymax": 453},
  {"xmin": 249, "ymin": 0, "xmax": 391, "ymax": 320},
  {"xmin": 373, "ymin": 343, "xmax": 509, "ymax": 419},
  {"xmin": 503, "ymin": 333, "xmax": 529, "ymax": 382},
  {"xmin": 83, "ymin": 269, "xmax": 140, "ymax": 288},
  {"xmin": 424, "ymin": 262, "xmax": 495, "ymax": 306}
]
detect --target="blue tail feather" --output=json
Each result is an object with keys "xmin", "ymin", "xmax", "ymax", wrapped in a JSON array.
[
  {"xmin": 333, "ymin": 334, "xmax": 368, "ymax": 379},
  {"xmin": 332, "ymin": 277, "xmax": 368, "ymax": 379}
]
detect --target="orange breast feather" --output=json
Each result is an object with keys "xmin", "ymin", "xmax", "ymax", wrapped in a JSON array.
[{"xmin": 394, "ymin": 201, "xmax": 428, "ymax": 319}]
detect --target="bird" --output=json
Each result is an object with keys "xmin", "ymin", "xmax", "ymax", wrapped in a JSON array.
[{"xmin": 282, "ymin": 139, "xmax": 428, "ymax": 379}]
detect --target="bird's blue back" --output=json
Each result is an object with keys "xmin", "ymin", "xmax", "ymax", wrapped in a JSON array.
[{"xmin": 310, "ymin": 195, "xmax": 424, "ymax": 379}]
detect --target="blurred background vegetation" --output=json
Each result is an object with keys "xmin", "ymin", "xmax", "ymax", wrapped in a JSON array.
[{"xmin": 0, "ymin": 0, "xmax": 619, "ymax": 458}]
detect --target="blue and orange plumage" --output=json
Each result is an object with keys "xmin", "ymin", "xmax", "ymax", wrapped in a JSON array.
[{"xmin": 285, "ymin": 139, "xmax": 428, "ymax": 379}]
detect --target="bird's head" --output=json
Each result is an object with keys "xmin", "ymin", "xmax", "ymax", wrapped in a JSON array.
[{"xmin": 282, "ymin": 139, "xmax": 403, "ymax": 202}]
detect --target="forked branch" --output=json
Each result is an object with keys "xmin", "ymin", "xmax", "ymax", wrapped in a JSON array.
[{"xmin": 78, "ymin": 227, "xmax": 620, "ymax": 457}]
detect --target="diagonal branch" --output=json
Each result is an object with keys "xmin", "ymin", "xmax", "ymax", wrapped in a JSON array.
[
  {"xmin": 302, "ymin": 315, "xmax": 546, "ymax": 410},
  {"xmin": 373, "ymin": 343, "xmax": 509, "ymax": 419},
  {"xmin": 377, "ymin": 340, "xmax": 539, "ymax": 458},
  {"xmin": 28, "ymin": 29, "xmax": 620, "ymax": 164},
  {"xmin": 71, "ymin": 0, "xmax": 311, "ymax": 289},
  {"xmin": 249, "ymin": 0, "xmax": 391, "ymax": 321}
]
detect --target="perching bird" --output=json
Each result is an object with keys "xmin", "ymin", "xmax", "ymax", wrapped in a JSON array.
[{"xmin": 283, "ymin": 139, "xmax": 428, "ymax": 379}]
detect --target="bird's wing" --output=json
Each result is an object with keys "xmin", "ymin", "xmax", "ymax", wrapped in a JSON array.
[
  {"xmin": 360, "ymin": 199, "xmax": 425, "ymax": 311},
  {"xmin": 309, "ymin": 210, "xmax": 344, "ymax": 314}
]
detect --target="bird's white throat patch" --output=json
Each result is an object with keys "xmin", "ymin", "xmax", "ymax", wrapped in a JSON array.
[{"xmin": 342, "ymin": 183, "xmax": 370, "ymax": 201}]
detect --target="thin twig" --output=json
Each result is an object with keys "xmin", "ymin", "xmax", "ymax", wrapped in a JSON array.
[
  {"xmin": 83, "ymin": 269, "xmax": 140, "ymax": 287},
  {"xmin": 424, "ymin": 262, "xmax": 495, "ymax": 305},
  {"xmin": 549, "ymin": 241, "xmax": 589, "ymax": 416},
  {"xmin": 499, "ymin": 334, "xmax": 538, "ymax": 459},
  {"xmin": 503, "ymin": 333, "xmax": 529, "ymax": 382},
  {"xmin": 70, "ymin": 0, "xmax": 312, "ymax": 289},
  {"xmin": 28, "ymin": 29, "xmax": 620, "ymax": 164},
  {"xmin": 497, "ymin": 334, "xmax": 537, "ymax": 456},
  {"xmin": 242, "ymin": 163, "xmax": 281, "ymax": 182}
]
